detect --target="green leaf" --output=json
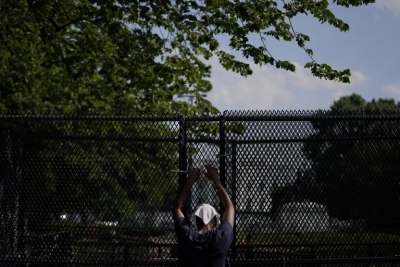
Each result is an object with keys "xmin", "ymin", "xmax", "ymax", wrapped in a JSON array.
[{"xmin": 0, "ymin": 0, "xmax": 376, "ymax": 111}]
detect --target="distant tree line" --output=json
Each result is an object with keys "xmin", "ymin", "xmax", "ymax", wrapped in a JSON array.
[{"xmin": 270, "ymin": 94, "xmax": 400, "ymax": 231}]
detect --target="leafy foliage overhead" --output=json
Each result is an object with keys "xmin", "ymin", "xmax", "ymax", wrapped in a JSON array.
[{"xmin": 0, "ymin": 0, "xmax": 375, "ymax": 111}]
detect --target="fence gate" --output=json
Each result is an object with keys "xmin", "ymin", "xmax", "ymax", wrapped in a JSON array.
[{"xmin": 0, "ymin": 111, "xmax": 400, "ymax": 266}]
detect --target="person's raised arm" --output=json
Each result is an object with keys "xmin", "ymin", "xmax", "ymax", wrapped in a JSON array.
[
  {"xmin": 205, "ymin": 165, "xmax": 235, "ymax": 227},
  {"xmin": 172, "ymin": 169, "xmax": 201, "ymax": 221}
]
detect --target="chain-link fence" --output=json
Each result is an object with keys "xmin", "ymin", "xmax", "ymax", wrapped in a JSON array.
[{"xmin": 1, "ymin": 111, "xmax": 400, "ymax": 266}]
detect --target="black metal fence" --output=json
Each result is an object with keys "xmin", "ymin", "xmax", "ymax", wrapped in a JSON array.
[{"xmin": 1, "ymin": 110, "xmax": 400, "ymax": 266}]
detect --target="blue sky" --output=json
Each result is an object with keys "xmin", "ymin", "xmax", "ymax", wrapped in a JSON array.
[{"xmin": 206, "ymin": 0, "xmax": 400, "ymax": 111}]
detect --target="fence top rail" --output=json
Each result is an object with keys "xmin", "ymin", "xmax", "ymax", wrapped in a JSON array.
[
  {"xmin": 221, "ymin": 110, "xmax": 400, "ymax": 121},
  {"xmin": 1, "ymin": 110, "xmax": 400, "ymax": 122},
  {"xmin": 0, "ymin": 114, "xmax": 183, "ymax": 122}
]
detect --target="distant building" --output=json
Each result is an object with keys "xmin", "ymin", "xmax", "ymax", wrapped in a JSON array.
[{"xmin": 236, "ymin": 161, "xmax": 298, "ymax": 213}]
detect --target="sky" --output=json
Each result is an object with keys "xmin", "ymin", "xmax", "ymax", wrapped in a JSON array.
[{"xmin": 206, "ymin": 0, "xmax": 400, "ymax": 112}]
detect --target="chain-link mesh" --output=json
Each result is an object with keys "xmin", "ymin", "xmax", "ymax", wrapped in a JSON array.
[{"xmin": 1, "ymin": 111, "xmax": 400, "ymax": 266}]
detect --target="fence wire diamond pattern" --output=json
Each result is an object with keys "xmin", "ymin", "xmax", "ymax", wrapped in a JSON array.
[{"xmin": 1, "ymin": 111, "xmax": 400, "ymax": 266}]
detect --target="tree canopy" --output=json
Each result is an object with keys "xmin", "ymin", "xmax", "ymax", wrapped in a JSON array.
[
  {"xmin": 300, "ymin": 94, "xmax": 400, "ymax": 230},
  {"xmin": 0, "ymin": 0, "xmax": 375, "ymax": 112}
]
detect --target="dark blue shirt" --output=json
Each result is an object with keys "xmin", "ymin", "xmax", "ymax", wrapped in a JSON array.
[{"xmin": 174, "ymin": 217, "xmax": 233, "ymax": 267}]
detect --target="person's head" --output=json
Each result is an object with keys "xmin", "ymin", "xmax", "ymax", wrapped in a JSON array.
[{"xmin": 192, "ymin": 204, "xmax": 220, "ymax": 231}]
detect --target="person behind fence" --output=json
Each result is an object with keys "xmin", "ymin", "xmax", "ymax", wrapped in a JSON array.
[{"xmin": 173, "ymin": 165, "xmax": 235, "ymax": 267}]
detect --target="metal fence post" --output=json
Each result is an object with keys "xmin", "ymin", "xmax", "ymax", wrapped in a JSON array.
[
  {"xmin": 0, "ymin": 128, "xmax": 21, "ymax": 267},
  {"xmin": 178, "ymin": 116, "xmax": 188, "ymax": 217},
  {"xmin": 219, "ymin": 115, "xmax": 226, "ymax": 187},
  {"xmin": 231, "ymin": 140, "xmax": 237, "ymax": 260}
]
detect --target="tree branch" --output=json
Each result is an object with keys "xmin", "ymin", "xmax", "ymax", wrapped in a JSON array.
[
  {"xmin": 48, "ymin": 17, "xmax": 87, "ymax": 32},
  {"xmin": 281, "ymin": 0, "xmax": 317, "ymax": 63}
]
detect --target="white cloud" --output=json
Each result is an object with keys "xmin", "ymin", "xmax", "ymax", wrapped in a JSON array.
[
  {"xmin": 288, "ymin": 64, "xmax": 367, "ymax": 103},
  {"xmin": 208, "ymin": 61, "xmax": 294, "ymax": 111},
  {"xmin": 373, "ymin": 13, "xmax": 381, "ymax": 20},
  {"xmin": 382, "ymin": 84, "xmax": 400, "ymax": 99},
  {"xmin": 375, "ymin": 0, "xmax": 400, "ymax": 16},
  {"xmin": 208, "ymin": 59, "xmax": 367, "ymax": 111},
  {"xmin": 288, "ymin": 63, "xmax": 367, "ymax": 90}
]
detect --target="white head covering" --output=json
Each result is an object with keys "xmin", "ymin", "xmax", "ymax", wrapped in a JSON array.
[{"xmin": 193, "ymin": 203, "xmax": 220, "ymax": 226}]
